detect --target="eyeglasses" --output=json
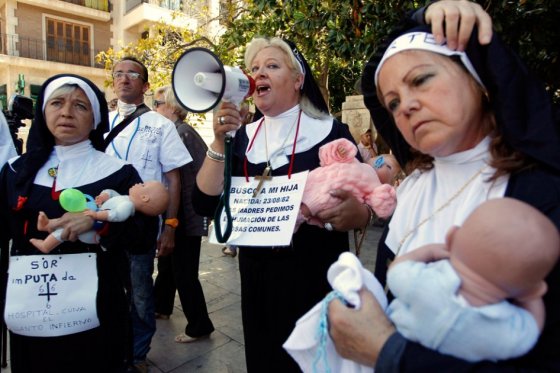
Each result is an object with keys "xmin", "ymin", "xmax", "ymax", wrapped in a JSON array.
[
  {"xmin": 112, "ymin": 72, "xmax": 144, "ymax": 81},
  {"xmin": 153, "ymin": 100, "xmax": 166, "ymax": 108}
]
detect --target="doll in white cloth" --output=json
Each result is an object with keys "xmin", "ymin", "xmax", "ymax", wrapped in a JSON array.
[
  {"xmin": 297, "ymin": 138, "xmax": 397, "ymax": 230},
  {"xmin": 283, "ymin": 252, "xmax": 387, "ymax": 373},
  {"xmin": 387, "ymin": 198, "xmax": 559, "ymax": 362},
  {"xmin": 285, "ymin": 199, "xmax": 559, "ymax": 372},
  {"xmin": 30, "ymin": 181, "xmax": 169, "ymax": 253}
]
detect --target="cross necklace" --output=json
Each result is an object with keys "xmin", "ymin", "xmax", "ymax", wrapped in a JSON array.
[{"xmin": 244, "ymin": 110, "xmax": 302, "ymax": 197}]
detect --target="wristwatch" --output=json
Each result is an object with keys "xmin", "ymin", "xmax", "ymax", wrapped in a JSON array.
[{"xmin": 164, "ymin": 218, "xmax": 179, "ymax": 228}]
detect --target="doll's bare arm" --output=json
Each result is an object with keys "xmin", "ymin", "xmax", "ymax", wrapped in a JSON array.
[
  {"xmin": 390, "ymin": 243, "xmax": 450, "ymax": 268},
  {"xmin": 95, "ymin": 192, "xmax": 111, "ymax": 207},
  {"xmin": 514, "ymin": 295, "xmax": 546, "ymax": 331}
]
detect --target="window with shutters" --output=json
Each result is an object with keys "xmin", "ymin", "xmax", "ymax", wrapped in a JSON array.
[{"xmin": 46, "ymin": 18, "xmax": 91, "ymax": 66}]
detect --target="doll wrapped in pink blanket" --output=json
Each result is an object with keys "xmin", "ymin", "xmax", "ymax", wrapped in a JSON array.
[{"xmin": 297, "ymin": 138, "xmax": 396, "ymax": 229}]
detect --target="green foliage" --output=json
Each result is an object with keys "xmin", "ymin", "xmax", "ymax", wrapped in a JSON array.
[
  {"xmin": 97, "ymin": 0, "xmax": 559, "ymax": 118},
  {"xmin": 217, "ymin": 0, "xmax": 421, "ymax": 113},
  {"xmin": 95, "ymin": 12, "xmax": 215, "ymax": 125},
  {"xmin": 96, "ymin": 16, "xmax": 212, "ymax": 90},
  {"xmin": 476, "ymin": 0, "xmax": 559, "ymax": 100},
  {"xmin": 218, "ymin": 0, "xmax": 559, "ymax": 109}
]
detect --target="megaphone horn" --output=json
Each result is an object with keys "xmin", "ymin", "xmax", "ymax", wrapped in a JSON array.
[{"xmin": 172, "ymin": 47, "xmax": 255, "ymax": 113}]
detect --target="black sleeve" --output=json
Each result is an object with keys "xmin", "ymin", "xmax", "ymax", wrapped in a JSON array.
[
  {"xmin": 377, "ymin": 333, "xmax": 537, "ymax": 373},
  {"xmin": 0, "ymin": 163, "xmax": 11, "ymax": 251},
  {"xmin": 192, "ymin": 182, "xmax": 221, "ymax": 218}
]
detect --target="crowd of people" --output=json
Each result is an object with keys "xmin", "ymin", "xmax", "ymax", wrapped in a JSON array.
[{"xmin": 0, "ymin": 0, "xmax": 559, "ymax": 372}]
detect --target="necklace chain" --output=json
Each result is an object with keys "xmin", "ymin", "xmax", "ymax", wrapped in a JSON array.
[{"xmin": 396, "ymin": 166, "xmax": 487, "ymax": 255}]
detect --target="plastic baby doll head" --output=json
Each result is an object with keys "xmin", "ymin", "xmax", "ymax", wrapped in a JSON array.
[
  {"xmin": 448, "ymin": 198, "xmax": 559, "ymax": 306},
  {"xmin": 129, "ymin": 181, "xmax": 170, "ymax": 216},
  {"xmin": 372, "ymin": 154, "xmax": 401, "ymax": 185}
]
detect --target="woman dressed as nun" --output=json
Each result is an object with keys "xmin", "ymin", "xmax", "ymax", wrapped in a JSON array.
[{"xmin": 0, "ymin": 74, "xmax": 158, "ymax": 372}]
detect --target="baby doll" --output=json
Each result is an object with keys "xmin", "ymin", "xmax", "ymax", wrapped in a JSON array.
[
  {"xmin": 297, "ymin": 138, "xmax": 396, "ymax": 229},
  {"xmin": 30, "ymin": 181, "xmax": 169, "ymax": 253},
  {"xmin": 387, "ymin": 198, "xmax": 560, "ymax": 362},
  {"xmin": 370, "ymin": 153, "xmax": 402, "ymax": 186}
]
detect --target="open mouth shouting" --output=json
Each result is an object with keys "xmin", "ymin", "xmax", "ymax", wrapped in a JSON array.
[{"xmin": 256, "ymin": 84, "xmax": 271, "ymax": 96}]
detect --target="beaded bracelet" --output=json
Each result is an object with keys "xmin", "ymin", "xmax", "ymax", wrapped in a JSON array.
[{"xmin": 206, "ymin": 147, "xmax": 225, "ymax": 162}]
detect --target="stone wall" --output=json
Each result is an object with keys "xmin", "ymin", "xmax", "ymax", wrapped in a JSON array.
[{"xmin": 341, "ymin": 94, "xmax": 374, "ymax": 143}]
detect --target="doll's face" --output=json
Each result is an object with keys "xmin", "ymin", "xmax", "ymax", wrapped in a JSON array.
[
  {"xmin": 373, "ymin": 155, "xmax": 400, "ymax": 184},
  {"xmin": 448, "ymin": 199, "xmax": 560, "ymax": 303}
]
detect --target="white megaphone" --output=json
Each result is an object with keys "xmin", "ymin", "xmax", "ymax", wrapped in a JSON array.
[{"xmin": 172, "ymin": 47, "xmax": 255, "ymax": 115}]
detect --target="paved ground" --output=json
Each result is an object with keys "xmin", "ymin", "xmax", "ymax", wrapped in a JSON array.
[
  {"xmin": 0, "ymin": 225, "xmax": 384, "ymax": 373},
  {"xmin": 146, "ymin": 224, "xmax": 384, "ymax": 373}
]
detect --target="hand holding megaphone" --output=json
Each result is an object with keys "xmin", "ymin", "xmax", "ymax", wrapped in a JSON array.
[{"xmin": 172, "ymin": 47, "xmax": 255, "ymax": 137}]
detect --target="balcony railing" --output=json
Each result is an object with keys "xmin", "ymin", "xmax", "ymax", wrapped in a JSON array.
[
  {"xmin": 60, "ymin": 0, "xmax": 110, "ymax": 12},
  {"xmin": 126, "ymin": 0, "xmax": 182, "ymax": 13},
  {"xmin": 0, "ymin": 33, "xmax": 105, "ymax": 69}
]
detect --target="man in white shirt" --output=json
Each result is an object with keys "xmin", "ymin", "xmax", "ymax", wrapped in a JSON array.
[{"xmin": 105, "ymin": 56, "xmax": 191, "ymax": 373}]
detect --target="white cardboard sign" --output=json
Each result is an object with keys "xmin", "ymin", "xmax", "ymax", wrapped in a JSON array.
[
  {"xmin": 210, "ymin": 171, "xmax": 308, "ymax": 247},
  {"xmin": 4, "ymin": 253, "xmax": 100, "ymax": 337}
]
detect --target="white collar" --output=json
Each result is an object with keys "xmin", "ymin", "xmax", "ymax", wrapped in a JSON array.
[
  {"xmin": 386, "ymin": 137, "xmax": 508, "ymax": 256},
  {"xmin": 245, "ymin": 105, "xmax": 333, "ymax": 168},
  {"xmin": 117, "ymin": 100, "xmax": 138, "ymax": 118},
  {"xmin": 53, "ymin": 140, "xmax": 93, "ymax": 161},
  {"xmin": 34, "ymin": 140, "xmax": 127, "ymax": 191},
  {"xmin": 433, "ymin": 136, "xmax": 491, "ymax": 166}
]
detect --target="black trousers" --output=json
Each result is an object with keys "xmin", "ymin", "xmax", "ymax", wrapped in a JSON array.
[{"xmin": 153, "ymin": 231, "xmax": 214, "ymax": 337}]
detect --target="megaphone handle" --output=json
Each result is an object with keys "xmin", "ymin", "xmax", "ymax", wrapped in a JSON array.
[
  {"xmin": 214, "ymin": 135, "xmax": 234, "ymax": 243},
  {"xmin": 222, "ymin": 98, "xmax": 244, "ymax": 138}
]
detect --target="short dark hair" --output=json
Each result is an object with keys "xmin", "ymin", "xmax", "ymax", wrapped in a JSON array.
[{"xmin": 114, "ymin": 56, "xmax": 148, "ymax": 82}]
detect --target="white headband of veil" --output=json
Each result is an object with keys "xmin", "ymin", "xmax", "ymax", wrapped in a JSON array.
[
  {"xmin": 374, "ymin": 31, "xmax": 485, "ymax": 90},
  {"xmin": 42, "ymin": 76, "xmax": 101, "ymax": 129}
]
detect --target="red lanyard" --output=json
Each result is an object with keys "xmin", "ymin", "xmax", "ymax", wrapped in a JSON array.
[{"xmin": 243, "ymin": 110, "xmax": 302, "ymax": 181}]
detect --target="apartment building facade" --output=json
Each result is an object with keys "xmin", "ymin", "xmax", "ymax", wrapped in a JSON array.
[{"xmin": 0, "ymin": 0, "xmax": 220, "ymax": 114}]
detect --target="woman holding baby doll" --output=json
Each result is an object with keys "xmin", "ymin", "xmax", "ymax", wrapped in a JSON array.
[
  {"xmin": 328, "ymin": 1, "xmax": 560, "ymax": 371},
  {"xmin": 0, "ymin": 74, "xmax": 158, "ymax": 372},
  {"xmin": 193, "ymin": 37, "xmax": 369, "ymax": 372}
]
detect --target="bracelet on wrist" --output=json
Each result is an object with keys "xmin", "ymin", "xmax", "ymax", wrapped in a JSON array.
[
  {"xmin": 164, "ymin": 218, "xmax": 179, "ymax": 229},
  {"xmin": 364, "ymin": 203, "xmax": 375, "ymax": 227},
  {"xmin": 206, "ymin": 147, "xmax": 225, "ymax": 162}
]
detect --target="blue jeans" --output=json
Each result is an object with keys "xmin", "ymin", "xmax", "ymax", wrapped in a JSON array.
[{"xmin": 129, "ymin": 252, "xmax": 156, "ymax": 363}]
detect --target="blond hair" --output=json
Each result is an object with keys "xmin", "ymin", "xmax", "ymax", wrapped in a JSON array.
[
  {"xmin": 154, "ymin": 85, "xmax": 188, "ymax": 121},
  {"xmin": 244, "ymin": 37, "xmax": 328, "ymax": 119}
]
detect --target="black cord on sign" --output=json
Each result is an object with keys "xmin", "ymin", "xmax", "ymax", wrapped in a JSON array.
[{"xmin": 214, "ymin": 135, "xmax": 233, "ymax": 243}]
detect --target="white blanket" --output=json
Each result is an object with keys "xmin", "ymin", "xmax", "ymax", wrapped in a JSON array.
[{"xmin": 283, "ymin": 252, "xmax": 388, "ymax": 373}]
